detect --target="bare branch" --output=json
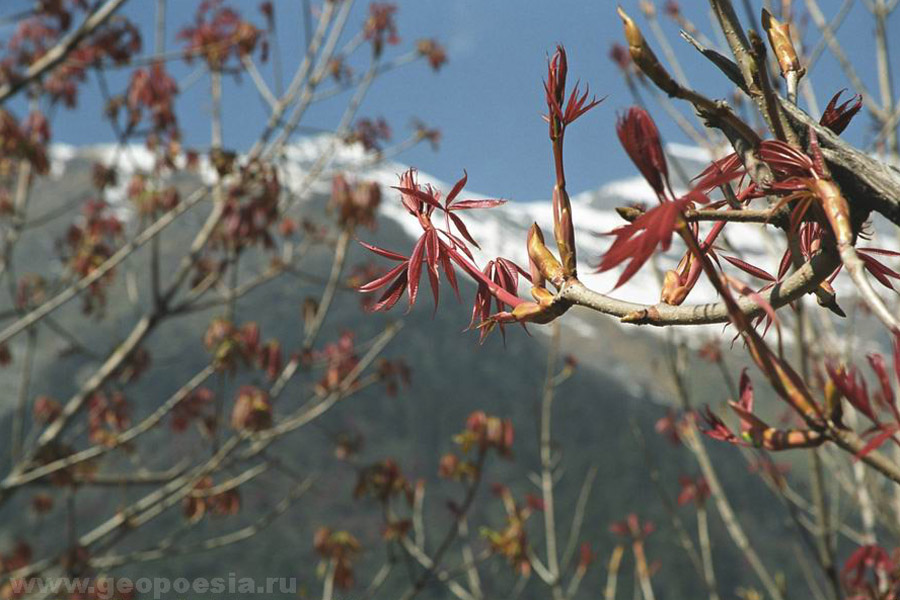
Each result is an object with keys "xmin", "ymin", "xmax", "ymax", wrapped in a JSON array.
[{"xmin": 558, "ymin": 248, "xmax": 839, "ymax": 327}]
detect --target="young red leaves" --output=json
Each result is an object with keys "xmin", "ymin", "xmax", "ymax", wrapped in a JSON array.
[
  {"xmin": 826, "ymin": 354, "xmax": 900, "ymax": 460},
  {"xmin": 616, "ymin": 107, "xmax": 670, "ymax": 200},
  {"xmin": 842, "ymin": 545, "xmax": 896, "ymax": 596},
  {"xmin": 543, "ymin": 45, "xmax": 602, "ymax": 138},
  {"xmin": 544, "ymin": 45, "xmax": 603, "ymax": 280},
  {"xmin": 598, "ymin": 107, "xmax": 708, "ymax": 289},
  {"xmin": 598, "ymin": 196, "xmax": 694, "ymax": 290},
  {"xmin": 676, "ymin": 475, "xmax": 710, "ymax": 508},
  {"xmin": 359, "ymin": 169, "xmax": 521, "ymax": 329},
  {"xmin": 356, "ymin": 242, "xmax": 410, "ymax": 312},
  {"xmin": 609, "ymin": 513, "xmax": 655, "ymax": 541},
  {"xmin": 701, "ymin": 370, "xmax": 824, "ymax": 451},
  {"xmin": 820, "ymin": 90, "xmax": 863, "ymax": 135}
]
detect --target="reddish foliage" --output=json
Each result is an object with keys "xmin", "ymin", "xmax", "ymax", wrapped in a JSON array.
[
  {"xmin": 61, "ymin": 199, "xmax": 123, "ymax": 314},
  {"xmin": 178, "ymin": 0, "xmax": 262, "ymax": 70},
  {"xmin": 364, "ymin": 3, "xmax": 400, "ymax": 56},
  {"xmin": 230, "ymin": 386, "xmax": 272, "ymax": 432},
  {"xmin": 0, "ymin": 109, "xmax": 50, "ymax": 174},
  {"xmin": 359, "ymin": 169, "xmax": 510, "ymax": 317},
  {"xmin": 330, "ymin": 173, "xmax": 381, "ymax": 229},
  {"xmin": 346, "ymin": 117, "xmax": 391, "ymax": 152},
  {"xmin": 87, "ymin": 390, "xmax": 130, "ymax": 446},
  {"xmin": 457, "ymin": 410, "xmax": 515, "ymax": 457},
  {"xmin": 315, "ymin": 332, "xmax": 360, "ymax": 394},
  {"xmin": 821, "ymin": 90, "xmax": 863, "ymax": 135},
  {"xmin": 544, "ymin": 45, "xmax": 603, "ymax": 135},
  {"xmin": 655, "ymin": 409, "xmax": 684, "ymax": 446},
  {"xmin": 30, "ymin": 493, "xmax": 54, "ymax": 516},
  {"xmin": 842, "ymin": 545, "xmax": 898, "ymax": 599},
  {"xmin": 33, "ymin": 395, "xmax": 61, "ymax": 425},
  {"xmin": 125, "ymin": 62, "xmax": 179, "ymax": 140},
  {"xmin": 416, "ymin": 38, "xmax": 448, "ymax": 71},
  {"xmin": 597, "ymin": 196, "xmax": 696, "ymax": 289},
  {"xmin": 616, "ymin": 107, "xmax": 670, "ymax": 199},
  {"xmin": 217, "ymin": 160, "xmax": 280, "ymax": 251},
  {"xmin": 676, "ymin": 475, "xmax": 710, "ymax": 507},
  {"xmin": 314, "ymin": 528, "xmax": 362, "ymax": 590},
  {"xmin": 204, "ymin": 318, "xmax": 264, "ymax": 373},
  {"xmin": 610, "ymin": 513, "xmax": 655, "ymax": 540},
  {"xmin": 0, "ymin": 540, "xmax": 32, "ymax": 574},
  {"xmin": 482, "ymin": 486, "xmax": 534, "ymax": 577},
  {"xmin": 171, "ymin": 388, "xmax": 216, "ymax": 433},
  {"xmin": 183, "ymin": 476, "xmax": 242, "ymax": 522},
  {"xmin": 2, "ymin": 8, "xmax": 140, "ymax": 108},
  {"xmin": 353, "ymin": 458, "xmax": 412, "ymax": 503}
]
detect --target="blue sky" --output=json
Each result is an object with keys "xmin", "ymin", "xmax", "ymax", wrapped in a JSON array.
[{"xmin": 2, "ymin": 0, "xmax": 893, "ymax": 201}]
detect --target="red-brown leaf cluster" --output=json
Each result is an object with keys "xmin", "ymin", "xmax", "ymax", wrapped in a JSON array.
[
  {"xmin": 314, "ymin": 528, "xmax": 362, "ymax": 590},
  {"xmin": 230, "ymin": 386, "xmax": 272, "ymax": 432},
  {"xmin": 178, "ymin": 0, "xmax": 262, "ymax": 70},
  {"xmin": 329, "ymin": 173, "xmax": 381, "ymax": 229},
  {"xmin": 363, "ymin": 3, "xmax": 400, "ymax": 56}
]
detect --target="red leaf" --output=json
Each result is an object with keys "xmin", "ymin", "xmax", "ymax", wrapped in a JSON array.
[
  {"xmin": 821, "ymin": 90, "xmax": 863, "ymax": 135},
  {"xmin": 439, "ymin": 242, "xmax": 461, "ymax": 301},
  {"xmin": 450, "ymin": 199, "xmax": 506, "ymax": 210},
  {"xmin": 448, "ymin": 211, "xmax": 481, "ymax": 250},
  {"xmin": 757, "ymin": 140, "xmax": 814, "ymax": 177},
  {"xmin": 857, "ymin": 247, "xmax": 900, "ymax": 257},
  {"xmin": 358, "ymin": 262, "xmax": 407, "ymax": 292},
  {"xmin": 722, "ymin": 255, "xmax": 776, "ymax": 282},
  {"xmin": 424, "ymin": 230, "xmax": 440, "ymax": 311},
  {"xmin": 692, "ymin": 153, "xmax": 744, "ymax": 192},
  {"xmin": 738, "ymin": 369, "xmax": 753, "ymax": 413},
  {"xmin": 854, "ymin": 424, "xmax": 899, "ymax": 461},
  {"xmin": 358, "ymin": 240, "xmax": 406, "ymax": 261},
  {"xmin": 867, "ymin": 352, "xmax": 896, "ymax": 411},
  {"xmin": 394, "ymin": 186, "xmax": 443, "ymax": 210},
  {"xmin": 371, "ymin": 272, "xmax": 408, "ymax": 312},
  {"xmin": 407, "ymin": 235, "xmax": 427, "ymax": 308},
  {"xmin": 445, "ymin": 170, "xmax": 467, "ymax": 206},
  {"xmin": 616, "ymin": 107, "xmax": 669, "ymax": 198},
  {"xmin": 598, "ymin": 198, "xmax": 691, "ymax": 289}
]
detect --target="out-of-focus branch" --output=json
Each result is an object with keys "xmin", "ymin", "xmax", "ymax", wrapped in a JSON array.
[
  {"xmin": 2, "ymin": 364, "xmax": 215, "ymax": 489},
  {"xmin": 560, "ymin": 466, "xmax": 597, "ymax": 573},
  {"xmin": 603, "ymin": 545, "xmax": 624, "ymax": 600},
  {"xmin": 34, "ymin": 313, "xmax": 156, "ymax": 448},
  {"xmin": 696, "ymin": 504, "xmax": 719, "ymax": 600},
  {"xmin": 631, "ymin": 420, "xmax": 708, "ymax": 590},
  {"xmin": 683, "ymin": 426, "xmax": 786, "ymax": 600},
  {"xmin": 538, "ymin": 322, "xmax": 563, "ymax": 600},
  {"xmin": 11, "ymin": 327, "xmax": 37, "ymax": 462},
  {"xmin": 303, "ymin": 229, "xmax": 351, "ymax": 351},
  {"xmin": 399, "ymin": 450, "xmax": 486, "ymax": 600},
  {"xmin": 809, "ymin": 451, "xmax": 841, "ymax": 600},
  {"xmin": 458, "ymin": 518, "xmax": 483, "ymax": 600},
  {"xmin": 0, "ymin": 187, "xmax": 208, "ymax": 347},
  {"xmin": 247, "ymin": 0, "xmax": 337, "ymax": 158},
  {"xmin": 89, "ymin": 476, "xmax": 314, "ymax": 569},
  {"xmin": 872, "ymin": 0, "xmax": 899, "ymax": 154}
]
